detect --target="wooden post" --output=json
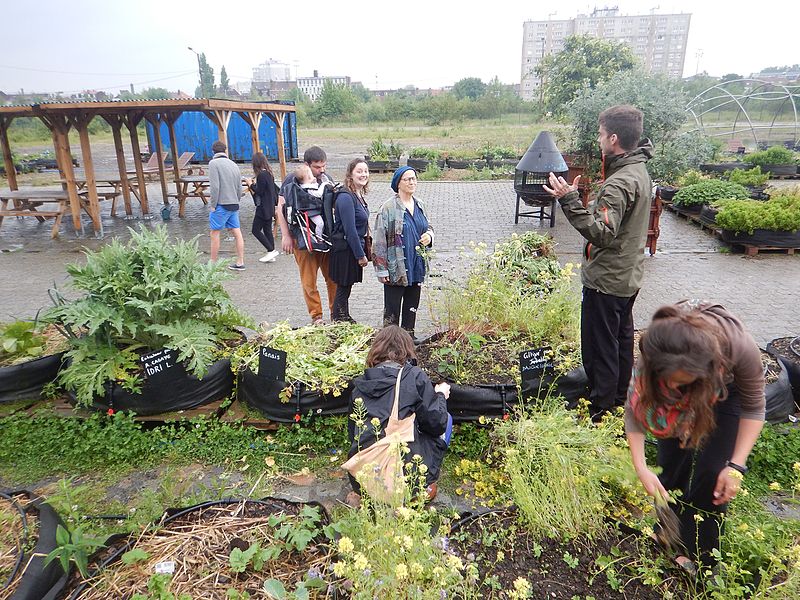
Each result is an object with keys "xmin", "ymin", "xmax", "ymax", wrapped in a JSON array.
[
  {"xmin": 238, "ymin": 111, "xmax": 262, "ymax": 156},
  {"xmin": 165, "ymin": 112, "xmax": 183, "ymax": 203},
  {"xmin": 0, "ymin": 116, "xmax": 18, "ymax": 191},
  {"xmin": 103, "ymin": 115, "xmax": 134, "ymax": 216},
  {"xmin": 266, "ymin": 112, "xmax": 287, "ymax": 179},
  {"xmin": 146, "ymin": 114, "xmax": 170, "ymax": 207},
  {"xmin": 72, "ymin": 113, "xmax": 102, "ymax": 233},
  {"xmin": 208, "ymin": 109, "xmax": 232, "ymax": 150},
  {"xmin": 124, "ymin": 111, "xmax": 150, "ymax": 215},
  {"xmin": 43, "ymin": 115, "xmax": 83, "ymax": 234}
]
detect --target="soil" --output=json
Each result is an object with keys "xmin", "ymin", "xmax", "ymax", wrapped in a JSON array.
[
  {"xmin": 760, "ymin": 350, "xmax": 782, "ymax": 385},
  {"xmin": 769, "ymin": 336, "xmax": 800, "ymax": 368},
  {"xmin": 59, "ymin": 498, "xmax": 333, "ymax": 600},
  {"xmin": 449, "ymin": 509, "xmax": 688, "ymax": 599},
  {"xmin": 415, "ymin": 331, "xmax": 520, "ymax": 385}
]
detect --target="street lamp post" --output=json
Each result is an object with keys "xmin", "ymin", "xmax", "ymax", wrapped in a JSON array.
[{"xmin": 188, "ymin": 47, "xmax": 203, "ymax": 97}]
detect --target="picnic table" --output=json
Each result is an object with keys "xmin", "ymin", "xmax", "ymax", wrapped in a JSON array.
[
  {"xmin": 67, "ymin": 175, "xmax": 145, "ymax": 217},
  {"xmin": 171, "ymin": 175, "xmax": 249, "ymax": 218},
  {"xmin": 0, "ymin": 189, "xmax": 69, "ymax": 238}
]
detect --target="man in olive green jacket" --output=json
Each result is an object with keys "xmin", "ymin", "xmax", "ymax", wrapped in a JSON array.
[{"xmin": 545, "ymin": 105, "xmax": 653, "ymax": 420}]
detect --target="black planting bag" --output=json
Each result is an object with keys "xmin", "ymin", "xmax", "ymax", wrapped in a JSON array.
[{"xmin": 0, "ymin": 353, "xmax": 64, "ymax": 404}]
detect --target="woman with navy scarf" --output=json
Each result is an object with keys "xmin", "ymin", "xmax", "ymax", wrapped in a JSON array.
[{"xmin": 373, "ymin": 166, "xmax": 434, "ymax": 338}]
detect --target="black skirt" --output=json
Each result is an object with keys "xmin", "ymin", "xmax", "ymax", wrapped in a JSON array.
[{"xmin": 329, "ymin": 249, "xmax": 363, "ymax": 286}]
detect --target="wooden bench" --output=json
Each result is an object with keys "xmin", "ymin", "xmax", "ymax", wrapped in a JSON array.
[
  {"xmin": 726, "ymin": 139, "xmax": 746, "ymax": 154},
  {"xmin": 0, "ymin": 190, "xmax": 68, "ymax": 238}
]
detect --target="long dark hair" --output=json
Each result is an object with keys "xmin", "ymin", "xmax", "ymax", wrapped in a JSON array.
[
  {"xmin": 251, "ymin": 151, "xmax": 272, "ymax": 176},
  {"xmin": 637, "ymin": 305, "xmax": 731, "ymax": 447},
  {"xmin": 366, "ymin": 326, "xmax": 416, "ymax": 368},
  {"xmin": 344, "ymin": 158, "xmax": 369, "ymax": 196}
]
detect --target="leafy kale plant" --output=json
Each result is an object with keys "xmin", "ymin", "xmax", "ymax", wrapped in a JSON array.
[{"xmin": 45, "ymin": 226, "xmax": 250, "ymax": 406}]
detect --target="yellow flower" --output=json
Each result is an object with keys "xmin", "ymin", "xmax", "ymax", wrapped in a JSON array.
[
  {"xmin": 513, "ymin": 577, "xmax": 532, "ymax": 596},
  {"xmin": 396, "ymin": 506, "xmax": 414, "ymax": 520},
  {"xmin": 728, "ymin": 468, "xmax": 744, "ymax": 481},
  {"xmin": 432, "ymin": 566, "xmax": 444, "ymax": 577},
  {"xmin": 410, "ymin": 562, "xmax": 424, "ymax": 576},
  {"xmin": 769, "ymin": 481, "xmax": 782, "ymax": 491},
  {"xmin": 332, "ymin": 562, "xmax": 347, "ymax": 577},
  {"xmin": 402, "ymin": 535, "xmax": 414, "ymax": 550},
  {"xmin": 693, "ymin": 513, "xmax": 704, "ymax": 523},
  {"xmin": 446, "ymin": 555, "xmax": 463, "ymax": 571},
  {"xmin": 370, "ymin": 417, "xmax": 381, "ymax": 429},
  {"xmin": 338, "ymin": 537, "xmax": 355, "ymax": 554},
  {"xmin": 793, "ymin": 462, "xmax": 800, "ymax": 473},
  {"xmin": 395, "ymin": 564, "xmax": 408, "ymax": 581},
  {"xmin": 353, "ymin": 552, "xmax": 369, "ymax": 571},
  {"xmin": 496, "ymin": 551, "xmax": 505, "ymax": 562}
]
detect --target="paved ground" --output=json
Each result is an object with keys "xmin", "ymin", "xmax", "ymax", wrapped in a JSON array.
[{"xmin": 1, "ymin": 177, "xmax": 799, "ymax": 346}]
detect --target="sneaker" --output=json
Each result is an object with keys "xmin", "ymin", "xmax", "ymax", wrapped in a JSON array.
[
  {"xmin": 228, "ymin": 263, "xmax": 246, "ymax": 271},
  {"xmin": 259, "ymin": 250, "xmax": 280, "ymax": 263},
  {"xmin": 312, "ymin": 317, "xmax": 325, "ymax": 326}
]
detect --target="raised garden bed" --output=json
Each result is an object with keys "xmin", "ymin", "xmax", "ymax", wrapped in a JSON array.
[
  {"xmin": 59, "ymin": 498, "xmax": 333, "ymax": 600},
  {"xmin": 766, "ymin": 336, "xmax": 800, "ymax": 406},
  {"xmin": 0, "ymin": 324, "xmax": 67, "ymax": 405}
]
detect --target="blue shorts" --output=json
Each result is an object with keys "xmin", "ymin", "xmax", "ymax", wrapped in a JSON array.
[{"xmin": 209, "ymin": 205, "xmax": 240, "ymax": 230}]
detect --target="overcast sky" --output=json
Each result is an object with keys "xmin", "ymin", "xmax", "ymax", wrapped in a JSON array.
[{"xmin": 1, "ymin": 0, "xmax": 797, "ymax": 96}]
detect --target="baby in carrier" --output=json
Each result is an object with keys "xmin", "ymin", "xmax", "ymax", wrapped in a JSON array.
[{"xmin": 294, "ymin": 164, "xmax": 332, "ymax": 247}]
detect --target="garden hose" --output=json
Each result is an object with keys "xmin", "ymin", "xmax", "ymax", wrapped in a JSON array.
[{"xmin": 0, "ymin": 490, "xmax": 30, "ymax": 591}]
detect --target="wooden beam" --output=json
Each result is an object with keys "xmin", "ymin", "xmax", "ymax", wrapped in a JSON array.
[
  {"xmin": 165, "ymin": 111, "xmax": 183, "ymax": 204},
  {"xmin": 237, "ymin": 111, "xmax": 262, "ymax": 156},
  {"xmin": 124, "ymin": 111, "xmax": 150, "ymax": 215},
  {"xmin": 103, "ymin": 114, "xmax": 134, "ymax": 216},
  {"xmin": 0, "ymin": 116, "xmax": 18, "ymax": 191},
  {"xmin": 71, "ymin": 113, "xmax": 102, "ymax": 233},
  {"xmin": 266, "ymin": 112, "xmax": 287, "ymax": 180}
]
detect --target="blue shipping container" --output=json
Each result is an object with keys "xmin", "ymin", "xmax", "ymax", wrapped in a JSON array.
[{"xmin": 145, "ymin": 103, "xmax": 298, "ymax": 163}]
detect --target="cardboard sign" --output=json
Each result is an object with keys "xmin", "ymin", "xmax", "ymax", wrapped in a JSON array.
[
  {"xmin": 258, "ymin": 346, "xmax": 287, "ymax": 381},
  {"xmin": 140, "ymin": 348, "xmax": 182, "ymax": 385},
  {"xmin": 519, "ymin": 346, "xmax": 554, "ymax": 381}
]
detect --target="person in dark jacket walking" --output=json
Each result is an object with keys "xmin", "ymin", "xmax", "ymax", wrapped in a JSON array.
[
  {"xmin": 544, "ymin": 105, "xmax": 654, "ymax": 421},
  {"xmin": 247, "ymin": 152, "xmax": 280, "ymax": 263},
  {"xmin": 347, "ymin": 326, "xmax": 452, "ymax": 503}
]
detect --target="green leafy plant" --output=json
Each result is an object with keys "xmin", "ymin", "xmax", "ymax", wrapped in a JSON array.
[
  {"xmin": 677, "ymin": 169, "xmax": 708, "ymax": 187},
  {"xmin": 131, "ymin": 574, "xmax": 192, "ymax": 600},
  {"xmin": 44, "ymin": 226, "xmax": 250, "ymax": 406},
  {"xmin": 44, "ymin": 523, "xmax": 105, "ymax": 578},
  {"xmin": 715, "ymin": 194, "xmax": 800, "ymax": 234},
  {"xmin": 0, "ymin": 320, "xmax": 47, "ymax": 366},
  {"xmin": 673, "ymin": 179, "xmax": 749, "ymax": 207},
  {"xmin": 366, "ymin": 137, "xmax": 402, "ymax": 160},
  {"xmin": 418, "ymin": 161, "xmax": 443, "ymax": 181},
  {"xmin": 231, "ymin": 321, "xmax": 372, "ymax": 400},
  {"xmin": 408, "ymin": 148, "xmax": 442, "ymax": 160},
  {"xmin": 727, "ymin": 165, "xmax": 770, "ymax": 187},
  {"xmin": 743, "ymin": 145, "xmax": 796, "ymax": 167}
]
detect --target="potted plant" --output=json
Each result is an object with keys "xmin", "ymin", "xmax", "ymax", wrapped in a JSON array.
[
  {"xmin": 407, "ymin": 148, "xmax": 443, "ymax": 172},
  {"xmin": 44, "ymin": 226, "xmax": 251, "ymax": 414},
  {"xmin": 232, "ymin": 321, "xmax": 373, "ymax": 422},
  {"xmin": 743, "ymin": 145, "xmax": 797, "ymax": 178},
  {"xmin": 480, "ymin": 144, "xmax": 522, "ymax": 169},
  {"xmin": 0, "ymin": 320, "xmax": 67, "ymax": 404},
  {"xmin": 672, "ymin": 179, "xmax": 749, "ymax": 215},
  {"xmin": 366, "ymin": 137, "xmax": 401, "ymax": 172},
  {"xmin": 715, "ymin": 191, "xmax": 800, "ymax": 249},
  {"xmin": 727, "ymin": 165, "xmax": 771, "ymax": 199}
]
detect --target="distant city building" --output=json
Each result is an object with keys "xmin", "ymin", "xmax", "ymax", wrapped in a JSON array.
[
  {"xmin": 297, "ymin": 71, "xmax": 351, "ymax": 101},
  {"xmin": 749, "ymin": 69, "xmax": 800, "ymax": 84},
  {"xmin": 371, "ymin": 87, "xmax": 450, "ymax": 100},
  {"xmin": 252, "ymin": 59, "xmax": 292, "ymax": 84},
  {"xmin": 520, "ymin": 7, "xmax": 691, "ymax": 100}
]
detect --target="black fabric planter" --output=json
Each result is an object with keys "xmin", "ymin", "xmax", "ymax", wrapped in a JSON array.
[
  {"xmin": 406, "ymin": 158, "xmax": 430, "ymax": 171},
  {"xmin": 0, "ymin": 352, "xmax": 64, "ymax": 404},
  {"xmin": 698, "ymin": 206, "xmax": 718, "ymax": 227},
  {"xmin": 674, "ymin": 203, "xmax": 703, "ymax": 215},
  {"xmin": 238, "ymin": 369, "xmax": 350, "ymax": 422},
  {"xmin": 721, "ymin": 228, "xmax": 800, "ymax": 248},
  {"xmin": 83, "ymin": 357, "xmax": 234, "ymax": 415},
  {"xmin": 59, "ymin": 498, "xmax": 330, "ymax": 600},
  {"xmin": 699, "ymin": 162, "xmax": 745, "ymax": 174},
  {"xmin": 763, "ymin": 352, "xmax": 796, "ymax": 424},
  {"xmin": 760, "ymin": 164, "xmax": 797, "ymax": 177},
  {"xmin": 657, "ymin": 186, "xmax": 679, "ymax": 201},
  {"xmin": 445, "ymin": 367, "xmax": 590, "ymax": 423},
  {"xmin": 767, "ymin": 337, "xmax": 800, "ymax": 406},
  {"xmin": 3, "ymin": 492, "xmax": 69, "ymax": 600}
]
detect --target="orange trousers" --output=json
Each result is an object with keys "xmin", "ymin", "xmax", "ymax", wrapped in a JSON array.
[{"xmin": 294, "ymin": 249, "xmax": 337, "ymax": 321}]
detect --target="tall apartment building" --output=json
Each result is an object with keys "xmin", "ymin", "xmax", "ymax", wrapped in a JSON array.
[
  {"xmin": 252, "ymin": 59, "xmax": 292, "ymax": 84},
  {"xmin": 297, "ymin": 71, "xmax": 351, "ymax": 101},
  {"xmin": 520, "ymin": 8, "xmax": 691, "ymax": 101}
]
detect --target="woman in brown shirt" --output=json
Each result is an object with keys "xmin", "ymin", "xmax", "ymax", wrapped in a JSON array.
[{"xmin": 625, "ymin": 300, "xmax": 765, "ymax": 573}]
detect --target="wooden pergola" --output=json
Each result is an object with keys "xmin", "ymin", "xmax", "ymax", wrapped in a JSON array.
[{"xmin": 0, "ymin": 99, "xmax": 295, "ymax": 236}]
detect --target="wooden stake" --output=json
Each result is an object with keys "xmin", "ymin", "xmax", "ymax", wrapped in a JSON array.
[
  {"xmin": 125, "ymin": 111, "xmax": 150, "ymax": 215},
  {"xmin": 104, "ymin": 115, "xmax": 133, "ymax": 216},
  {"xmin": 72, "ymin": 113, "xmax": 102, "ymax": 233}
]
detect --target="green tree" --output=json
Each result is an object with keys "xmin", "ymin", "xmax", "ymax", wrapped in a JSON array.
[
  {"xmin": 452, "ymin": 77, "xmax": 486, "ymax": 100},
  {"xmin": 311, "ymin": 81, "xmax": 361, "ymax": 120},
  {"xmin": 219, "ymin": 66, "xmax": 230, "ymax": 96},
  {"xmin": 537, "ymin": 34, "xmax": 637, "ymax": 114},
  {"xmin": 351, "ymin": 82, "xmax": 373, "ymax": 103},
  {"xmin": 567, "ymin": 69, "xmax": 689, "ymax": 172},
  {"xmin": 140, "ymin": 87, "xmax": 170, "ymax": 100},
  {"xmin": 195, "ymin": 53, "xmax": 215, "ymax": 98}
]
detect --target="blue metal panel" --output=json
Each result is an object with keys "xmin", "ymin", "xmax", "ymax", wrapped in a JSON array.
[{"xmin": 145, "ymin": 104, "xmax": 298, "ymax": 163}]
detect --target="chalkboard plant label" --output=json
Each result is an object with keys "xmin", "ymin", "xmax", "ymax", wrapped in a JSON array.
[
  {"xmin": 519, "ymin": 346, "xmax": 554, "ymax": 381},
  {"xmin": 140, "ymin": 348, "xmax": 184, "ymax": 386},
  {"xmin": 258, "ymin": 346, "xmax": 287, "ymax": 382}
]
